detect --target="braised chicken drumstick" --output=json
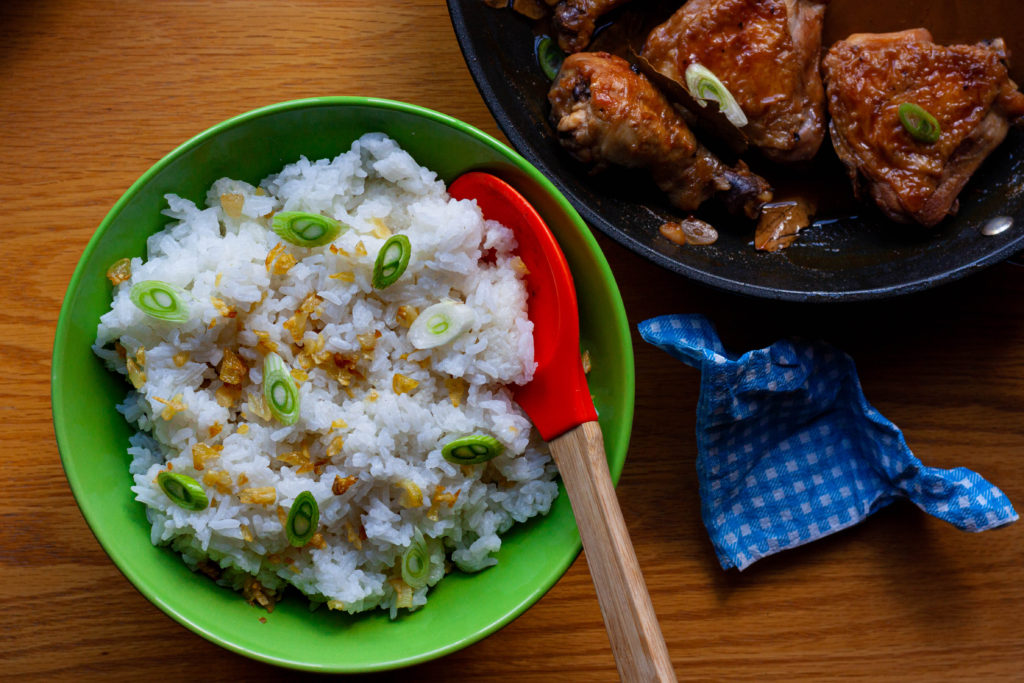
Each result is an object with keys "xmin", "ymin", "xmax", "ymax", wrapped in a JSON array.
[
  {"xmin": 641, "ymin": 0, "xmax": 829, "ymax": 163},
  {"xmin": 549, "ymin": 51, "xmax": 773, "ymax": 218},
  {"xmin": 553, "ymin": 0, "xmax": 634, "ymax": 53},
  {"xmin": 823, "ymin": 29, "xmax": 1024, "ymax": 227}
]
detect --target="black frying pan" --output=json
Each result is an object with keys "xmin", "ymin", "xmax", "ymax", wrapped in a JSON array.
[{"xmin": 446, "ymin": 0, "xmax": 1024, "ymax": 302}]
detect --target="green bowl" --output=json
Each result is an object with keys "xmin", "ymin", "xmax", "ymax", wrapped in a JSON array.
[{"xmin": 51, "ymin": 97, "xmax": 634, "ymax": 672}]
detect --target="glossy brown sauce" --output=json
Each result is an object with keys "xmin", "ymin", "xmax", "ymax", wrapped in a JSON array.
[{"xmin": 553, "ymin": 0, "xmax": 1024, "ymax": 232}]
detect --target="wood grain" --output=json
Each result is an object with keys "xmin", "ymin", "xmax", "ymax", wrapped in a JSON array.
[
  {"xmin": 2, "ymin": 1, "xmax": 1023, "ymax": 681},
  {"xmin": 551, "ymin": 422, "xmax": 676, "ymax": 682}
]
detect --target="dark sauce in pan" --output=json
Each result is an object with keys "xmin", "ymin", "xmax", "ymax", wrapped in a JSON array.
[{"xmin": 535, "ymin": 0, "xmax": 1024, "ymax": 246}]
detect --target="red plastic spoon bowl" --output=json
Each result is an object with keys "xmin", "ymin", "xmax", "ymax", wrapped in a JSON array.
[
  {"xmin": 451, "ymin": 172, "xmax": 594, "ymax": 437},
  {"xmin": 449, "ymin": 172, "xmax": 676, "ymax": 683}
]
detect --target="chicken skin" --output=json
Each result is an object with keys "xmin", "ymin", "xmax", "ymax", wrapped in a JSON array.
[
  {"xmin": 823, "ymin": 29, "xmax": 1024, "ymax": 227},
  {"xmin": 641, "ymin": 0, "xmax": 829, "ymax": 163},
  {"xmin": 549, "ymin": 51, "xmax": 773, "ymax": 217},
  {"xmin": 553, "ymin": 0, "xmax": 634, "ymax": 53}
]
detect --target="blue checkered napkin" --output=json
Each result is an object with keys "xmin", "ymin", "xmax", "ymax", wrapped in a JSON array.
[{"xmin": 638, "ymin": 314, "xmax": 1018, "ymax": 571}]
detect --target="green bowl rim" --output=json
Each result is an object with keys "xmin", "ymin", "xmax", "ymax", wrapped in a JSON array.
[{"xmin": 51, "ymin": 96, "xmax": 636, "ymax": 671}]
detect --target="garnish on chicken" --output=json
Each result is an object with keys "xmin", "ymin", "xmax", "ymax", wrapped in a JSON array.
[
  {"xmin": 822, "ymin": 29, "xmax": 1024, "ymax": 227},
  {"xmin": 548, "ymin": 51, "xmax": 773, "ymax": 218},
  {"xmin": 641, "ymin": 0, "xmax": 829, "ymax": 163}
]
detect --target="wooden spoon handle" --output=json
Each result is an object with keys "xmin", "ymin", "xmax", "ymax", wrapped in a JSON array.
[{"xmin": 549, "ymin": 421, "xmax": 676, "ymax": 682}]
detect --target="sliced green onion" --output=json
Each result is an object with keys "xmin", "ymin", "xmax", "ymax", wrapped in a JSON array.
[
  {"xmin": 271, "ymin": 211, "xmax": 345, "ymax": 247},
  {"xmin": 401, "ymin": 529, "xmax": 431, "ymax": 589},
  {"xmin": 372, "ymin": 234, "xmax": 411, "ymax": 288},
  {"xmin": 129, "ymin": 280, "xmax": 190, "ymax": 322},
  {"xmin": 441, "ymin": 434, "xmax": 504, "ymax": 465},
  {"xmin": 898, "ymin": 103, "xmax": 941, "ymax": 144},
  {"xmin": 536, "ymin": 35, "xmax": 566, "ymax": 81},
  {"xmin": 157, "ymin": 471, "xmax": 208, "ymax": 511},
  {"xmin": 285, "ymin": 491, "xmax": 319, "ymax": 547},
  {"xmin": 262, "ymin": 352, "xmax": 300, "ymax": 425},
  {"xmin": 408, "ymin": 301, "xmax": 475, "ymax": 350},
  {"xmin": 684, "ymin": 63, "xmax": 748, "ymax": 128}
]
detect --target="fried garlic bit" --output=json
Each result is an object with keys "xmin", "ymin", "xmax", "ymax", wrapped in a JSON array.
[
  {"xmin": 218, "ymin": 348, "xmax": 248, "ymax": 385},
  {"xmin": 345, "ymin": 519, "xmax": 365, "ymax": 550},
  {"xmin": 444, "ymin": 376, "xmax": 468, "ymax": 407},
  {"xmin": 277, "ymin": 442, "xmax": 311, "ymax": 468},
  {"xmin": 245, "ymin": 391, "xmax": 272, "ymax": 421},
  {"xmin": 153, "ymin": 393, "xmax": 186, "ymax": 420},
  {"xmin": 219, "ymin": 193, "xmax": 244, "ymax": 219},
  {"xmin": 326, "ymin": 436, "xmax": 345, "ymax": 459},
  {"xmin": 392, "ymin": 373, "xmax": 419, "ymax": 395},
  {"xmin": 265, "ymin": 242, "xmax": 297, "ymax": 275},
  {"xmin": 191, "ymin": 442, "xmax": 223, "ymax": 470},
  {"xmin": 239, "ymin": 487, "xmax": 276, "ymax": 505},
  {"xmin": 396, "ymin": 479, "xmax": 423, "ymax": 508},
  {"xmin": 295, "ymin": 333, "xmax": 331, "ymax": 372},
  {"xmin": 332, "ymin": 474, "xmax": 357, "ymax": 496},
  {"xmin": 105, "ymin": 257, "xmax": 132, "ymax": 285},
  {"xmin": 203, "ymin": 470, "xmax": 233, "ymax": 495},
  {"xmin": 242, "ymin": 576, "xmax": 278, "ymax": 613},
  {"xmin": 511, "ymin": 256, "xmax": 530, "ymax": 277},
  {"xmin": 252, "ymin": 329, "xmax": 278, "ymax": 354},
  {"xmin": 356, "ymin": 331, "xmax": 379, "ymax": 354},
  {"xmin": 126, "ymin": 347, "xmax": 146, "ymax": 388},
  {"xmin": 396, "ymin": 304, "xmax": 418, "ymax": 328},
  {"xmin": 210, "ymin": 296, "xmax": 237, "ymax": 319},
  {"xmin": 324, "ymin": 352, "xmax": 364, "ymax": 393},
  {"xmin": 214, "ymin": 383, "xmax": 242, "ymax": 409},
  {"xmin": 329, "ymin": 271, "xmax": 355, "ymax": 282},
  {"xmin": 370, "ymin": 217, "xmax": 392, "ymax": 239},
  {"xmin": 426, "ymin": 486, "xmax": 460, "ymax": 521},
  {"xmin": 283, "ymin": 292, "xmax": 323, "ymax": 343}
]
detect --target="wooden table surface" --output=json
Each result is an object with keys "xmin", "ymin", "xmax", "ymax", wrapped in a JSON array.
[{"xmin": 4, "ymin": 1, "xmax": 1023, "ymax": 680}]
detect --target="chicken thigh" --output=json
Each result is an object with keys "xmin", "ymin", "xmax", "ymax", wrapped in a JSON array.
[
  {"xmin": 641, "ymin": 0, "xmax": 829, "ymax": 163},
  {"xmin": 548, "ymin": 51, "xmax": 772, "ymax": 217},
  {"xmin": 823, "ymin": 29, "xmax": 1024, "ymax": 227}
]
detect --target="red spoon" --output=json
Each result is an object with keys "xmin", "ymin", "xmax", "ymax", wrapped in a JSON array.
[{"xmin": 449, "ymin": 172, "xmax": 676, "ymax": 683}]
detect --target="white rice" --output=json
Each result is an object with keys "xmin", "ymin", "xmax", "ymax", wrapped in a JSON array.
[{"xmin": 93, "ymin": 133, "xmax": 558, "ymax": 616}]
